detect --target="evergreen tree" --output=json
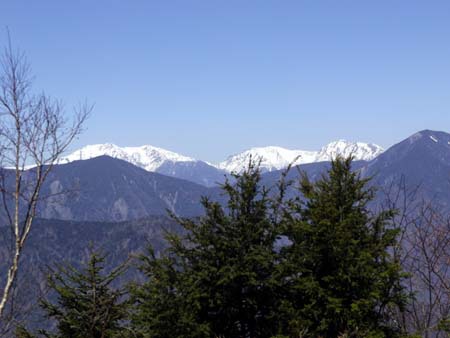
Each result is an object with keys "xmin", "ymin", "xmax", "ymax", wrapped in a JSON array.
[
  {"xmin": 130, "ymin": 247, "xmax": 210, "ymax": 338},
  {"xmin": 280, "ymin": 156, "xmax": 407, "ymax": 337},
  {"xmin": 131, "ymin": 162, "xmax": 283, "ymax": 338},
  {"xmin": 22, "ymin": 250, "xmax": 129, "ymax": 338}
]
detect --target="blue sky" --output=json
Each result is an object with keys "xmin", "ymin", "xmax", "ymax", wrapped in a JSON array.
[{"xmin": 1, "ymin": 1, "xmax": 450, "ymax": 162}]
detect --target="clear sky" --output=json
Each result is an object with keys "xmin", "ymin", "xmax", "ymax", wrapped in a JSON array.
[{"xmin": 1, "ymin": 1, "xmax": 450, "ymax": 162}]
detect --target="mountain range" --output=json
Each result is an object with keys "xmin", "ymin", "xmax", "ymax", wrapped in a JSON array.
[
  {"xmin": 21, "ymin": 129, "xmax": 448, "ymax": 223},
  {"xmin": 59, "ymin": 140, "xmax": 383, "ymax": 186}
]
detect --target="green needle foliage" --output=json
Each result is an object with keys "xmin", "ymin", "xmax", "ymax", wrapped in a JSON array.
[
  {"xmin": 130, "ymin": 161, "xmax": 284, "ymax": 338},
  {"xmin": 20, "ymin": 250, "xmax": 129, "ymax": 338},
  {"xmin": 279, "ymin": 156, "xmax": 408, "ymax": 337}
]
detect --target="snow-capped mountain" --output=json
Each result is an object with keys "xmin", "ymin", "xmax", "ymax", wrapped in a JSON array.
[
  {"xmin": 218, "ymin": 140, "xmax": 383, "ymax": 173},
  {"xmin": 59, "ymin": 143, "xmax": 227, "ymax": 187},
  {"xmin": 60, "ymin": 140, "xmax": 384, "ymax": 184},
  {"xmin": 217, "ymin": 146, "xmax": 317, "ymax": 173},
  {"xmin": 315, "ymin": 140, "xmax": 384, "ymax": 162},
  {"xmin": 59, "ymin": 143, "xmax": 195, "ymax": 171}
]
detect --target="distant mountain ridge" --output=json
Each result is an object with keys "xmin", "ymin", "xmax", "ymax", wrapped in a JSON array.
[
  {"xmin": 59, "ymin": 144, "xmax": 225, "ymax": 187},
  {"xmin": 59, "ymin": 143, "xmax": 196, "ymax": 171},
  {"xmin": 19, "ymin": 129, "xmax": 450, "ymax": 222},
  {"xmin": 61, "ymin": 140, "xmax": 384, "ymax": 184},
  {"xmin": 217, "ymin": 146, "xmax": 317, "ymax": 173},
  {"xmin": 219, "ymin": 140, "xmax": 383, "ymax": 173}
]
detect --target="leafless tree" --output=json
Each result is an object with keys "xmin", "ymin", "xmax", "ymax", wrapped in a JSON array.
[
  {"xmin": 396, "ymin": 202, "xmax": 450, "ymax": 337},
  {"xmin": 0, "ymin": 35, "xmax": 91, "ymax": 327},
  {"xmin": 381, "ymin": 177, "xmax": 450, "ymax": 337}
]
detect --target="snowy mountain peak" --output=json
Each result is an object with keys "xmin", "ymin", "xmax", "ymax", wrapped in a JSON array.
[
  {"xmin": 61, "ymin": 140, "xmax": 384, "ymax": 177},
  {"xmin": 217, "ymin": 141, "xmax": 383, "ymax": 173},
  {"xmin": 60, "ymin": 143, "xmax": 195, "ymax": 172},
  {"xmin": 315, "ymin": 140, "xmax": 384, "ymax": 162},
  {"xmin": 217, "ymin": 146, "xmax": 316, "ymax": 173}
]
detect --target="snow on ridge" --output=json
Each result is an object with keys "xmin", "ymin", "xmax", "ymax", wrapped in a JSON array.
[
  {"xmin": 315, "ymin": 140, "xmax": 384, "ymax": 162},
  {"xmin": 429, "ymin": 136, "xmax": 438, "ymax": 143},
  {"xmin": 217, "ymin": 146, "xmax": 316, "ymax": 173},
  {"xmin": 59, "ymin": 143, "xmax": 195, "ymax": 172},
  {"xmin": 60, "ymin": 140, "xmax": 384, "ymax": 175},
  {"xmin": 217, "ymin": 141, "xmax": 384, "ymax": 173}
]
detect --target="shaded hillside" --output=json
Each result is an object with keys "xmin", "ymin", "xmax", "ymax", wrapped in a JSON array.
[
  {"xmin": 362, "ymin": 130, "xmax": 450, "ymax": 209},
  {"xmin": 36, "ymin": 156, "xmax": 216, "ymax": 221}
]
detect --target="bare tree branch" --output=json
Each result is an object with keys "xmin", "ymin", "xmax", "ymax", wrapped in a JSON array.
[{"xmin": 0, "ymin": 33, "xmax": 91, "ymax": 329}]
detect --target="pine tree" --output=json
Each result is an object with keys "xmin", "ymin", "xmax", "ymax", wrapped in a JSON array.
[
  {"xmin": 131, "ymin": 161, "xmax": 284, "ymax": 338},
  {"xmin": 23, "ymin": 250, "xmax": 129, "ymax": 338},
  {"xmin": 280, "ymin": 156, "xmax": 407, "ymax": 337},
  {"xmin": 130, "ymin": 247, "xmax": 210, "ymax": 338}
]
